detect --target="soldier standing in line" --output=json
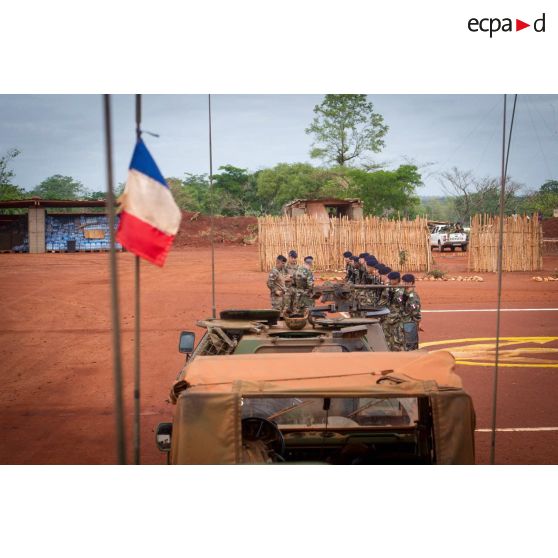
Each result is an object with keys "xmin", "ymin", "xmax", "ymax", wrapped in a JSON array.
[
  {"xmin": 343, "ymin": 251, "xmax": 354, "ymax": 282},
  {"xmin": 371, "ymin": 262, "xmax": 382, "ymax": 284},
  {"xmin": 382, "ymin": 271, "xmax": 405, "ymax": 351},
  {"xmin": 285, "ymin": 255, "xmax": 315, "ymax": 315},
  {"xmin": 357, "ymin": 253, "xmax": 369, "ymax": 284},
  {"xmin": 285, "ymin": 250, "xmax": 298, "ymax": 279},
  {"xmin": 401, "ymin": 273, "xmax": 422, "ymax": 351},
  {"xmin": 355, "ymin": 256, "xmax": 378, "ymax": 310},
  {"xmin": 351, "ymin": 256, "xmax": 361, "ymax": 284},
  {"xmin": 377, "ymin": 265, "xmax": 392, "ymax": 305},
  {"xmin": 364, "ymin": 256, "xmax": 381, "ymax": 305},
  {"xmin": 267, "ymin": 255, "xmax": 288, "ymax": 313}
]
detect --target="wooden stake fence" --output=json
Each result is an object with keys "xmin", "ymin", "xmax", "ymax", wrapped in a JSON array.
[
  {"xmin": 258, "ymin": 215, "xmax": 432, "ymax": 272},
  {"xmin": 468, "ymin": 214, "xmax": 543, "ymax": 272}
]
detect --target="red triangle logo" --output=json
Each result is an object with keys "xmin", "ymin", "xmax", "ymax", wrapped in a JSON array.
[{"xmin": 516, "ymin": 19, "xmax": 530, "ymax": 31}]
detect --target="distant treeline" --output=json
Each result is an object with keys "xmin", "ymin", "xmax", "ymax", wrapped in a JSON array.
[{"xmin": 2, "ymin": 92, "xmax": 556, "ymax": 220}]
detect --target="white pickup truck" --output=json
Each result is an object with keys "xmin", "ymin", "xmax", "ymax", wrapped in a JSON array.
[{"xmin": 429, "ymin": 224, "xmax": 468, "ymax": 252}]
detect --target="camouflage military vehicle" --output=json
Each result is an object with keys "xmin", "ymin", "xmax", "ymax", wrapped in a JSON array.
[
  {"xmin": 176, "ymin": 308, "xmax": 388, "ymax": 359},
  {"xmin": 167, "ymin": 308, "xmax": 390, "ymax": 403},
  {"xmin": 156, "ymin": 310, "xmax": 475, "ymax": 464}
]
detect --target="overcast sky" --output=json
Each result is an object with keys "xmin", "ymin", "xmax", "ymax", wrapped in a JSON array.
[{"xmin": 1, "ymin": 94, "xmax": 557, "ymax": 197}]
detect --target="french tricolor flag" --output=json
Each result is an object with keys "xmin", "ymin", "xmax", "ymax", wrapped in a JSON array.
[{"xmin": 117, "ymin": 140, "xmax": 182, "ymax": 267}]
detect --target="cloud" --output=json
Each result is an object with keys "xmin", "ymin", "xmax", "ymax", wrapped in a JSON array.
[{"xmin": 0, "ymin": 94, "xmax": 556, "ymax": 195}]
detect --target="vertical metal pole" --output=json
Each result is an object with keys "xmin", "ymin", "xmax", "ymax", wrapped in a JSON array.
[
  {"xmin": 133, "ymin": 94, "xmax": 142, "ymax": 465},
  {"xmin": 490, "ymin": 94, "xmax": 507, "ymax": 465},
  {"xmin": 208, "ymin": 94, "xmax": 216, "ymax": 318},
  {"xmin": 103, "ymin": 94, "xmax": 127, "ymax": 464}
]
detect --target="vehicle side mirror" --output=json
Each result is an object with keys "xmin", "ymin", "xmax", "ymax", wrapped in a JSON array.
[
  {"xmin": 155, "ymin": 422, "xmax": 173, "ymax": 452},
  {"xmin": 179, "ymin": 331, "xmax": 195, "ymax": 354}
]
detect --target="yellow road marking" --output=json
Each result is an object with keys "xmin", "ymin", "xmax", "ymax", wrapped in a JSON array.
[{"xmin": 419, "ymin": 337, "xmax": 558, "ymax": 368}]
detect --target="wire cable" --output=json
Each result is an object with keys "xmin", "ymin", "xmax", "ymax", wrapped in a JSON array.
[
  {"xmin": 490, "ymin": 94, "xmax": 517, "ymax": 465},
  {"xmin": 209, "ymin": 94, "xmax": 216, "ymax": 319}
]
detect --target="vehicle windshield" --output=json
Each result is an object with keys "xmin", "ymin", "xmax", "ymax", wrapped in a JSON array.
[{"xmin": 241, "ymin": 396, "xmax": 419, "ymax": 427}]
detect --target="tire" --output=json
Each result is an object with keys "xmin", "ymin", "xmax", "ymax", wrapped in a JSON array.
[
  {"xmin": 450, "ymin": 246, "xmax": 455, "ymax": 252},
  {"xmin": 462, "ymin": 244, "xmax": 468, "ymax": 252}
]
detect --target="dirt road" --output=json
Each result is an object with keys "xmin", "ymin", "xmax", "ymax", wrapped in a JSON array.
[{"xmin": 1, "ymin": 248, "xmax": 557, "ymax": 464}]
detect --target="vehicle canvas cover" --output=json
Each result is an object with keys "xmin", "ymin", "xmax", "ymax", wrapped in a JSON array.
[{"xmin": 171, "ymin": 351, "xmax": 475, "ymax": 465}]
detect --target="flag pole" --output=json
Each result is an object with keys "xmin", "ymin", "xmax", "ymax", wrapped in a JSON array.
[
  {"xmin": 103, "ymin": 94, "xmax": 127, "ymax": 464},
  {"xmin": 208, "ymin": 94, "xmax": 216, "ymax": 319},
  {"xmin": 133, "ymin": 94, "xmax": 142, "ymax": 465}
]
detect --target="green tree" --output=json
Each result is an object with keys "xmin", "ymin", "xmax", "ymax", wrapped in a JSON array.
[
  {"xmin": 85, "ymin": 191, "xmax": 106, "ymax": 200},
  {"xmin": 256, "ymin": 163, "xmax": 332, "ymax": 214},
  {"xmin": 0, "ymin": 148, "xmax": 25, "ymax": 201},
  {"xmin": 31, "ymin": 175, "xmax": 85, "ymax": 200},
  {"xmin": 183, "ymin": 173, "xmax": 210, "ymax": 212},
  {"xmin": 440, "ymin": 168, "xmax": 522, "ymax": 221},
  {"xmin": 520, "ymin": 183, "xmax": 558, "ymax": 218},
  {"xmin": 0, "ymin": 182, "xmax": 26, "ymax": 201},
  {"xmin": 212, "ymin": 165, "xmax": 258, "ymax": 216},
  {"xmin": 416, "ymin": 197, "xmax": 458, "ymax": 221},
  {"xmin": 0, "ymin": 148, "xmax": 21, "ymax": 186},
  {"xmin": 344, "ymin": 165, "xmax": 422, "ymax": 217},
  {"xmin": 540, "ymin": 180, "xmax": 558, "ymax": 194},
  {"xmin": 166, "ymin": 177, "xmax": 199, "ymax": 211},
  {"xmin": 306, "ymin": 95, "xmax": 388, "ymax": 166}
]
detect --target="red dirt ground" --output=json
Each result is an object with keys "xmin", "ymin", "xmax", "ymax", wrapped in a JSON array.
[
  {"xmin": 0, "ymin": 249, "xmax": 557, "ymax": 464},
  {"xmin": 174, "ymin": 211, "xmax": 257, "ymax": 247},
  {"xmin": 542, "ymin": 217, "xmax": 558, "ymax": 238}
]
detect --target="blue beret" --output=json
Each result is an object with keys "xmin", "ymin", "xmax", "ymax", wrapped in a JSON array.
[
  {"xmin": 387, "ymin": 271, "xmax": 401, "ymax": 280},
  {"xmin": 304, "ymin": 256, "xmax": 313, "ymax": 263},
  {"xmin": 365, "ymin": 257, "xmax": 376, "ymax": 266},
  {"xmin": 402, "ymin": 274, "xmax": 415, "ymax": 283},
  {"xmin": 343, "ymin": 251, "xmax": 352, "ymax": 258},
  {"xmin": 289, "ymin": 250, "xmax": 298, "ymax": 258},
  {"xmin": 352, "ymin": 256, "xmax": 360, "ymax": 263},
  {"xmin": 277, "ymin": 255, "xmax": 287, "ymax": 262},
  {"xmin": 368, "ymin": 256, "xmax": 378, "ymax": 265},
  {"xmin": 358, "ymin": 253, "xmax": 368, "ymax": 259}
]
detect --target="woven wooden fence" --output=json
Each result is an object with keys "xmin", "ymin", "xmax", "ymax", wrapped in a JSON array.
[
  {"xmin": 258, "ymin": 215, "xmax": 432, "ymax": 272},
  {"xmin": 468, "ymin": 214, "xmax": 543, "ymax": 272}
]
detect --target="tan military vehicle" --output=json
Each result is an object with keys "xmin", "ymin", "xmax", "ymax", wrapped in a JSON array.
[{"xmin": 157, "ymin": 312, "xmax": 475, "ymax": 464}]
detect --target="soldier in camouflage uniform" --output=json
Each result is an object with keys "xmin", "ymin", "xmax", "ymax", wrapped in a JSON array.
[
  {"xmin": 355, "ymin": 256, "xmax": 379, "ymax": 309},
  {"xmin": 267, "ymin": 255, "xmax": 288, "ymax": 313},
  {"xmin": 381, "ymin": 271, "xmax": 405, "ymax": 352},
  {"xmin": 350, "ymin": 256, "xmax": 361, "ymax": 284},
  {"xmin": 343, "ymin": 251, "xmax": 354, "ymax": 282},
  {"xmin": 401, "ymin": 273, "xmax": 421, "ymax": 351},
  {"xmin": 357, "ymin": 253, "xmax": 369, "ymax": 284},
  {"xmin": 377, "ymin": 265, "xmax": 392, "ymax": 307},
  {"xmin": 285, "ymin": 250, "xmax": 299, "ymax": 281},
  {"xmin": 284, "ymin": 255, "xmax": 315, "ymax": 315}
]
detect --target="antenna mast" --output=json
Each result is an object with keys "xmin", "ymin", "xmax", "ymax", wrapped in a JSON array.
[{"xmin": 208, "ymin": 94, "xmax": 216, "ymax": 318}]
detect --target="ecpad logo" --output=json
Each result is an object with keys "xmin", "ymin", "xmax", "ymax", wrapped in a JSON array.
[{"xmin": 468, "ymin": 13, "xmax": 546, "ymax": 37}]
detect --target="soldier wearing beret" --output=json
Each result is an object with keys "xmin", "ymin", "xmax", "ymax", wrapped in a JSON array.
[
  {"xmin": 381, "ymin": 271, "xmax": 405, "ymax": 351},
  {"xmin": 401, "ymin": 273, "xmax": 421, "ymax": 351},
  {"xmin": 343, "ymin": 251, "xmax": 354, "ymax": 283},
  {"xmin": 355, "ymin": 256, "xmax": 379, "ymax": 309},
  {"xmin": 285, "ymin": 249, "xmax": 299, "ymax": 280},
  {"xmin": 351, "ymin": 256, "xmax": 362, "ymax": 284},
  {"xmin": 285, "ymin": 256, "xmax": 315, "ymax": 315},
  {"xmin": 267, "ymin": 255, "xmax": 288, "ymax": 313},
  {"xmin": 357, "ymin": 253, "xmax": 369, "ymax": 284}
]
